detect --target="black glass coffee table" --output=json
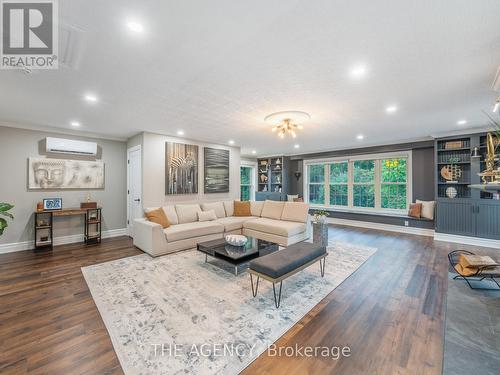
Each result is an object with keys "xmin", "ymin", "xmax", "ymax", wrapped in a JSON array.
[{"xmin": 197, "ymin": 236, "xmax": 279, "ymax": 275}]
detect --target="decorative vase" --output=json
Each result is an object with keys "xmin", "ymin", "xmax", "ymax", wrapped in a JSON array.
[{"xmin": 312, "ymin": 222, "xmax": 328, "ymax": 248}]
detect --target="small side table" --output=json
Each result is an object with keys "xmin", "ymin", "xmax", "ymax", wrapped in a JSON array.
[{"xmin": 312, "ymin": 221, "xmax": 329, "ymax": 249}]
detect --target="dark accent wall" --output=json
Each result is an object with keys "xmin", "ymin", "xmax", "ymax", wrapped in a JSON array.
[
  {"xmin": 287, "ymin": 140, "xmax": 435, "ymax": 227},
  {"xmin": 288, "ymin": 140, "xmax": 434, "ymax": 199}
]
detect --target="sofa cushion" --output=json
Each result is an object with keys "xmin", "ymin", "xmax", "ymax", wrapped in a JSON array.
[
  {"xmin": 162, "ymin": 205, "xmax": 179, "ymax": 225},
  {"xmin": 249, "ymin": 243, "xmax": 326, "ymax": 279},
  {"xmin": 144, "ymin": 208, "xmax": 170, "ymax": 228},
  {"xmin": 175, "ymin": 204, "xmax": 202, "ymax": 224},
  {"xmin": 281, "ymin": 202, "xmax": 309, "ymax": 223},
  {"xmin": 250, "ymin": 201, "xmax": 264, "ymax": 217},
  {"xmin": 243, "ymin": 217, "xmax": 306, "ymax": 237},
  {"xmin": 215, "ymin": 216, "xmax": 257, "ymax": 232},
  {"xmin": 198, "ymin": 210, "xmax": 217, "ymax": 222},
  {"xmin": 234, "ymin": 201, "xmax": 251, "ymax": 216},
  {"xmin": 201, "ymin": 202, "xmax": 226, "ymax": 218},
  {"xmin": 223, "ymin": 200, "xmax": 234, "ymax": 217},
  {"xmin": 261, "ymin": 200, "xmax": 285, "ymax": 220},
  {"xmin": 163, "ymin": 221, "xmax": 223, "ymax": 242}
]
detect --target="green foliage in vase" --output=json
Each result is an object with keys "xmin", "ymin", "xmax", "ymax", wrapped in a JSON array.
[{"xmin": 0, "ymin": 203, "xmax": 14, "ymax": 236}]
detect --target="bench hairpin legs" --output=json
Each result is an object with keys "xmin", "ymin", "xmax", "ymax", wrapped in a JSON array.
[
  {"xmin": 319, "ymin": 257, "xmax": 326, "ymax": 277},
  {"xmin": 272, "ymin": 281, "xmax": 283, "ymax": 308},
  {"xmin": 250, "ymin": 274, "xmax": 260, "ymax": 297}
]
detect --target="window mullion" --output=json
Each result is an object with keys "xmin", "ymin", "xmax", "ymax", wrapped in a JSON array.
[
  {"xmin": 324, "ymin": 164, "xmax": 330, "ymax": 206},
  {"xmin": 348, "ymin": 161, "xmax": 353, "ymax": 208},
  {"xmin": 374, "ymin": 160, "xmax": 381, "ymax": 209}
]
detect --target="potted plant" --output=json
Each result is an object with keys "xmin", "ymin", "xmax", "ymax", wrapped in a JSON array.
[
  {"xmin": 312, "ymin": 209, "xmax": 329, "ymax": 223},
  {"xmin": 0, "ymin": 203, "xmax": 14, "ymax": 236}
]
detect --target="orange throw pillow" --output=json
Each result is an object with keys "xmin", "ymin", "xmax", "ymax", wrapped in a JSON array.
[
  {"xmin": 408, "ymin": 203, "xmax": 422, "ymax": 218},
  {"xmin": 145, "ymin": 208, "xmax": 170, "ymax": 228},
  {"xmin": 233, "ymin": 201, "xmax": 251, "ymax": 217}
]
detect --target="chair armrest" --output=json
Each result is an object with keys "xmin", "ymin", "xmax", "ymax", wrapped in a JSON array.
[{"xmin": 132, "ymin": 218, "xmax": 168, "ymax": 257}]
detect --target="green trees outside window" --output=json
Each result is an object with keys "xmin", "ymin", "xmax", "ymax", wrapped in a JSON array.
[{"xmin": 240, "ymin": 166, "xmax": 253, "ymax": 201}]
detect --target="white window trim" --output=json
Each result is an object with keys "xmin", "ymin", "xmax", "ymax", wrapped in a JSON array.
[
  {"xmin": 240, "ymin": 161, "xmax": 256, "ymax": 201},
  {"xmin": 303, "ymin": 151, "xmax": 413, "ymax": 215}
]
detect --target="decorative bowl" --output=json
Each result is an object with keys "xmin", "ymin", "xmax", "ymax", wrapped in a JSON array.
[{"xmin": 225, "ymin": 234, "xmax": 247, "ymax": 247}]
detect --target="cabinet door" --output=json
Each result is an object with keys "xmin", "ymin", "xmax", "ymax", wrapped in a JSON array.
[
  {"xmin": 475, "ymin": 203, "xmax": 500, "ymax": 240},
  {"xmin": 436, "ymin": 201, "xmax": 475, "ymax": 236}
]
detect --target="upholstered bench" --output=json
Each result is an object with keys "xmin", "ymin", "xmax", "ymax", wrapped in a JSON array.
[{"xmin": 248, "ymin": 242, "xmax": 327, "ymax": 308}]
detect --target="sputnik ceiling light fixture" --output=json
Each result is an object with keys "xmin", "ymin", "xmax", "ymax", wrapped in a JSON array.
[{"xmin": 264, "ymin": 110, "xmax": 310, "ymax": 139}]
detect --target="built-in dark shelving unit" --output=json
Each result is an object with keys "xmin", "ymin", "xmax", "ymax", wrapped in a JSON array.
[
  {"xmin": 434, "ymin": 133, "xmax": 500, "ymax": 240},
  {"xmin": 256, "ymin": 156, "xmax": 289, "ymax": 201}
]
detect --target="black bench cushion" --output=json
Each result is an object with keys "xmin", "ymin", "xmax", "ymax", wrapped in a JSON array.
[{"xmin": 249, "ymin": 242, "xmax": 326, "ymax": 279}]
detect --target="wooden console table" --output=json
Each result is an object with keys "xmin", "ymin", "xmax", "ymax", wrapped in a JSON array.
[{"xmin": 34, "ymin": 207, "xmax": 102, "ymax": 251}]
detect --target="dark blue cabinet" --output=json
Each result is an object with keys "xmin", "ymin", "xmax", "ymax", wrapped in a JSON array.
[{"xmin": 436, "ymin": 199, "xmax": 500, "ymax": 239}]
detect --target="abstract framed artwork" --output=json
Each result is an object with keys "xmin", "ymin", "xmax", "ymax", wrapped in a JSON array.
[
  {"xmin": 28, "ymin": 157, "xmax": 105, "ymax": 189},
  {"xmin": 204, "ymin": 147, "xmax": 229, "ymax": 193},
  {"xmin": 165, "ymin": 142, "xmax": 199, "ymax": 195}
]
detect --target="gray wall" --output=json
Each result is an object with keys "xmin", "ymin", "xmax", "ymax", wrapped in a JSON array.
[{"xmin": 0, "ymin": 126, "xmax": 127, "ymax": 245}]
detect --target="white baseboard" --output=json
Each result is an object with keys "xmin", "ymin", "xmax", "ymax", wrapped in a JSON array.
[
  {"xmin": 0, "ymin": 228, "xmax": 128, "ymax": 254},
  {"xmin": 434, "ymin": 233, "xmax": 500, "ymax": 249},
  {"xmin": 327, "ymin": 218, "xmax": 435, "ymax": 237}
]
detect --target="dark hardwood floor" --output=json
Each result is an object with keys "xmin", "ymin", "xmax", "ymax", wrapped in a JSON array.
[{"xmin": 0, "ymin": 226, "xmax": 495, "ymax": 374}]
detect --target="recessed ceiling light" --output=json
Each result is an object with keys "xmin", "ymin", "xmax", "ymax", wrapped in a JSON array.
[
  {"xmin": 84, "ymin": 93, "xmax": 98, "ymax": 103},
  {"xmin": 356, "ymin": 134, "xmax": 364, "ymax": 140},
  {"xmin": 349, "ymin": 64, "xmax": 367, "ymax": 79},
  {"xmin": 176, "ymin": 130, "xmax": 185, "ymax": 136},
  {"xmin": 70, "ymin": 121, "xmax": 80, "ymax": 127},
  {"xmin": 386, "ymin": 105, "xmax": 398, "ymax": 113},
  {"xmin": 251, "ymin": 150, "xmax": 257, "ymax": 155},
  {"xmin": 294, "ymin": 144, "xmax": 300, "ymax": 149},
  {"xmin": 457, "ymin": 119, "xmax": 467, "ymax": 126},
  {"xmin": 228, "ymin": 140, "xmax": 235, "ymax": 145},
  {"xmin": 126, "ymin": 20, "xmax": 144, "ymax": 33}
]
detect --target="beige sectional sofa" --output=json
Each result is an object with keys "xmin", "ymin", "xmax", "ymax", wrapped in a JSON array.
[{"xmin": 133, "ymin": 200, "xmax": 310, "ymax": 257}]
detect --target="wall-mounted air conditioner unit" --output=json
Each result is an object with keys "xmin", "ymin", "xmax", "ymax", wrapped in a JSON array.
[{"xmin": 46, "ymin": 137, "xmax": 98, "ymax": 156}]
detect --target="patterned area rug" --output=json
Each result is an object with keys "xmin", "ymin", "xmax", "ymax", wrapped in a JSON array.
[{"xmin": 82, "ymin": 241, "xmax": 376, "ymax": 375}]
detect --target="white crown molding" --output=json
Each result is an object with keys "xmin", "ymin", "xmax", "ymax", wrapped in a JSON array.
[
  {"xmin": 327, "ymin": 218, "xmax": 435, "ymax": 237},
  {"xmin": 429, "ymin": 126, "xmax": 494, "ymax": 139},
  {"xmin": 0, "ymin": 122, "xmax": 128, "ymax": 142},
  {"xmin": 256, "ymin": 135, "xmax": 433, "ymax": 158},
  {"xmin": 0, "ymin": 228, "xmax": 128, "ymax": 254},
  {"xmin": 434, "ymin": 233, "xmax": 500, "ymax": 249}
]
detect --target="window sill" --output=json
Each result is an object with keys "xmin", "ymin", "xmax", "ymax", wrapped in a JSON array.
[{"xmin": 309, "ymin": 205, "xmax": 433, "ymax": 221}]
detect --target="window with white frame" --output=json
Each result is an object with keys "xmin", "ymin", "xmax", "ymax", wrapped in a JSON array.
[
  {"xmin": 305, "ymin": 152, "xmax": 411, "ymax": 213},
  {"xmin": 240, "ymin": 165, "xmax": 255, "ymax": 201}
]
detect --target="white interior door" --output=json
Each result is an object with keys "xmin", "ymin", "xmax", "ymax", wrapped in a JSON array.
[{"xmin": 127, "ymin": 146, "xmax": 142, "ymax": 237}]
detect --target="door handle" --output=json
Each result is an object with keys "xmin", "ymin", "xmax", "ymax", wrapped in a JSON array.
[{"xmin": 134, "ymin": 198, "xmax": 141, "ymax": 202}]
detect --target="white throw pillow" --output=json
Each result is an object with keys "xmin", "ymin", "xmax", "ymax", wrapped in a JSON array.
[
  {"xmin": 223, "ymin": 200, "xmax": 234, "ymax": 217},
  {"xmin": 260, "ymin": 200, "xmax": 285, "ymax": 220},
  {"xmin": 198, "ymin": 210, "xmax": 217, "ymax": 222},
  {"xmin": 250, "ymin": 201, "xmax": 264, "ymax": 217},
  {"xmin": 281, "ymin": 202, "xmax": 309, "ymax": 223},
  {"xmin": 162, "ymin": 205, "xmax": 179, "ymax": 225},
  {"xmin": 201, "ymin": 202, "xmax": 226, "ymax": 218},
  {"xmin": 416, "ymin": 200, "xmax": 436, "ymax": 220}
]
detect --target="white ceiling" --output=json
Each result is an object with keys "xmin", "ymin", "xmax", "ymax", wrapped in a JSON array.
[{"xmin": 0, "ymin": 0, "xmax": 499, "ymax": 156}]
